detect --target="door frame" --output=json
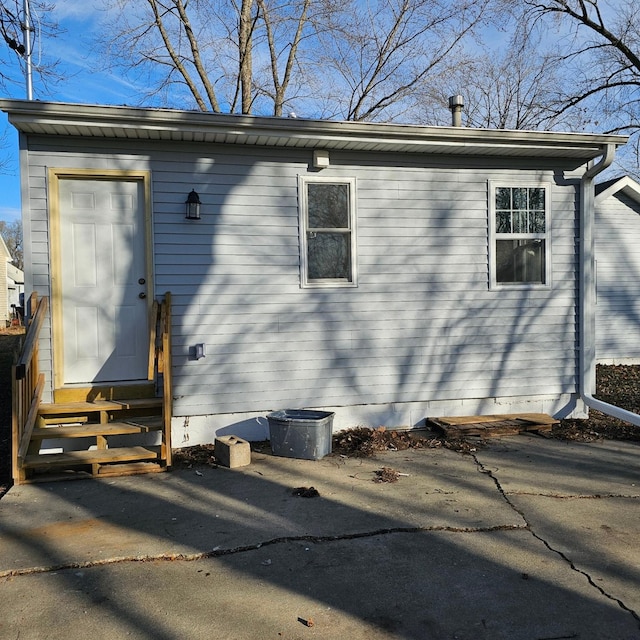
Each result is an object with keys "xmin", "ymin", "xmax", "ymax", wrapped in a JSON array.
[{"xmin": 48, "ymin": 168, "xmax": 154, "ymax": 391}]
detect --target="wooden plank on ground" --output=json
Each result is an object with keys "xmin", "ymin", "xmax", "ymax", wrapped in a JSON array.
[
  {"xmin": 434, "ymin": 413, "xmax": 558, "ymax": 426},
  {"xmin": 436, "ymin": 415, "xmax": 509, "ymax": 425},
  {"xmin": 427, "ymin": 413, "xmax": 558, "ymax": 438},
  {"xmin": 512, "ymin": 413, "xmax": 559, "ymax": 425}
]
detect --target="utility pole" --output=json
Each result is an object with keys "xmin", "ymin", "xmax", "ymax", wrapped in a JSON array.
[{"xmin": 22, "ymin": 0, "xmax": 33, "ymax": 100}]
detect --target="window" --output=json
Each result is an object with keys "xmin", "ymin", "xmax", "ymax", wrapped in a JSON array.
[
  {"xmin": 490, "ymin": 183, "xmax": 550, "ymax": 288},
  {"xmin": 299, "ymin": 176, "xmax": 357, "ymax": 287}
]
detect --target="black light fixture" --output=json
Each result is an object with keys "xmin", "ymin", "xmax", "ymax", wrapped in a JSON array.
[{"xmin": 185, "ymin": 189, "xmax": 202, "ymax": 220}]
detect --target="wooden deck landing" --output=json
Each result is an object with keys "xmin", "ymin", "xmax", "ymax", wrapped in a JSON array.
[{"xmin": 426, "ymin": 413, "xmax": 558, "ymax": 438}]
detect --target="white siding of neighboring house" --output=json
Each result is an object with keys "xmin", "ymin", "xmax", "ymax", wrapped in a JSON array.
[
  {"xmin": 0, "ymin": 236, "xmax": 11, "ymax": 326},
  {"xmin": 595, "ymin": 189, "xmax": 640, "ymax": 364},
  {"xmin": 7, "ymin": 263, "xmax": 24, "ymax": 311},
  {"xmin": 23, "ymin": 136, "xmax": 585, "ymax": 444}
]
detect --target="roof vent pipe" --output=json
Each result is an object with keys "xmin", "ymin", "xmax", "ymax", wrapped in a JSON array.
[{"xmin": 448, "ymin": 95, "xmax": 464, "ymax": 127}]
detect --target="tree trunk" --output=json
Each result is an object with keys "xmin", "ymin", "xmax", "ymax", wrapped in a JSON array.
[{"xmin": 239, "ymin": 0, "xmax": 254, "ymax": 114}]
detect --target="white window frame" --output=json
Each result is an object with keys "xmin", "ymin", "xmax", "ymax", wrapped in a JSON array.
[
  {"xmin": 489, "ymin": 181, "xmax": 552, "ymax": 290},
  {"xmin": 298, "ymin": 175, "xmax": 358, "ymax": 288}
]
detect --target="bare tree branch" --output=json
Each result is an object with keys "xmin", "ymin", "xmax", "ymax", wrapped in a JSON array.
[
  {"xmin": 0, "ymin": 1, "xmax": 60, "ymax": 94},
  {"xmin": 257, "ymin": 0, "xmax": 311, "ymax": 116}
]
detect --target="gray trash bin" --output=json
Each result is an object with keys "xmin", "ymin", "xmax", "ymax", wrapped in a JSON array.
[{"xmin": 267, "ymin": 410, "xmax": 334, "ymax": 460}]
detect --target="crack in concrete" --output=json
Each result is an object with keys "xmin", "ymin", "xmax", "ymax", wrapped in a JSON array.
[
  {"xmin": 0, "ymin": 523, "xmax": 527, "ymax": 579},
  {"xmin": 505, "ymin": 492, "xmax": 640, "ymax": 499},
  {"xmin": 3, "ymin": 454, "xmax": 638, "ymax": 632},
  {"xmin": 471, "ymin": 452, "xmax": 640, "ymax": 628}
]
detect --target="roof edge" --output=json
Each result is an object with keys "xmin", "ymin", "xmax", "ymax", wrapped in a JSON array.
[
  {"xmin": 595, "ymin": 175, "xmax": 640, "ymax": 204},
  {"xmin": 0, "ymin": 99, "xmax": 629, "ymax": 157}
]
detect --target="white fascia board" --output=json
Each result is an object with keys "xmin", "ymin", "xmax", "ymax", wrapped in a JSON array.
[{"xmin": 0, "ymin": 99, "xmax": 629, "ymax": 160}]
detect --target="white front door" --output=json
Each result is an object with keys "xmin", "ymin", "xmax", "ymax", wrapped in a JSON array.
[{"xmin": 59, "ymin": 178, "xmax": 149, "ymax": 384}]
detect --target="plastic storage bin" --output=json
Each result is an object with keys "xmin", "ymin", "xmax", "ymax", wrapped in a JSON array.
[{"xmin": 267, "ymin": 410, "xmax": 334, "ymax": 460}]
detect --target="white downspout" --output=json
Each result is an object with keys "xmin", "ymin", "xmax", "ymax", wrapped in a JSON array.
[{"xmin": 579, "ymin": 143, "xmax": 640, "ymax": 425}]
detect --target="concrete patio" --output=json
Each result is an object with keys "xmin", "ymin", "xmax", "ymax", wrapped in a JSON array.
[{"xmin": 0, "ymin": 434, "xmax": 639, "ymax": 639}]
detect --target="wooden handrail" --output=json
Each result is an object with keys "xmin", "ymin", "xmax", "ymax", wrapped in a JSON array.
[
  {"xmin": 15, "ymin": 296, "xmax": 48, "ymax": 381},
  {"xmin": 17, "ymin": 373, "xmax": 45, "ymax": 462},
  {"xmin": 12, "ymin": 295, "xmax": 49, "ymax": 483}
]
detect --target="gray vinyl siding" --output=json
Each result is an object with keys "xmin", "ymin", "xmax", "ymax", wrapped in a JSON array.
[
  {"xmin": 24, "ymin": 136, "xmax": 579, "ymax": 413},
  {"xmin": 595, "ymin": 192, "xmax": 640, "ymax": 362}
]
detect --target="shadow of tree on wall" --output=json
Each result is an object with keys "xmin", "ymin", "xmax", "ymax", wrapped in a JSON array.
[{"xmin": 165, "ymin": 153, "xmax": 583, "ymax": 434}]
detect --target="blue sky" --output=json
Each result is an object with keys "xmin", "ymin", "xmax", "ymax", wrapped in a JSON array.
[
  {"xmin": 0, "ymin": 0, "xmax": 633, "ymax": 227},
  {"xmin": 0, "ymin": 1, "xmax": 142, "ymax": 224}
]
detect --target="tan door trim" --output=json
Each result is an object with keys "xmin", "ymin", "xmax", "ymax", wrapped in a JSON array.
[{"xmin": 48, "ymin": 168, "xmax": 153, "ymax": 390}]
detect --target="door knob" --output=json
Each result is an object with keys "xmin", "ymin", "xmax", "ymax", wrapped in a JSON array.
[{"xmin": 139, "ymin": 292, "xmax": 146, "ymax": 299}]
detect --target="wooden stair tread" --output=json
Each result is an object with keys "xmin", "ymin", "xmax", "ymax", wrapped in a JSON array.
[
  {"xmin": 96, "ymin": 462, "xmax": 165, "ymax": 477},
  {"xmin": 53, "ymin": 383, "xmax": 156, "ymax": 403},
  {"xmin": 24, "ymin": 446, "xmax": 160, "ymax": 469},
  {"xmin": 39, "ymin": 398, "xmax": 162, "ymax": 415},
  {"xmin": 32, "ymin": 421, "xmax": 162, "ymax": 439}
]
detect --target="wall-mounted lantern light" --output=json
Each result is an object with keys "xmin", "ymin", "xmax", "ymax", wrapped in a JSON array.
[
  {"xmin": 185, "ymin": 189, "xmax": 202, "ymax": 220},
  {"xmin": 194, "ymin": 343, "xmax": 206, "ymax": 360}
]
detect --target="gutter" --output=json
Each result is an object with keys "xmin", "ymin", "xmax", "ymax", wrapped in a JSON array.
[
  {"xmin": 579, "ymin": 143, "xmax": 640, "ymax": 426},
  {"xmin": 0, "ymin": 98, "xmax": 626, "ymax": 157}
]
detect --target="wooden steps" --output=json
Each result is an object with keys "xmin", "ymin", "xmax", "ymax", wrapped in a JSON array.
[
  {"xmin": 21, "ymin": 396, "xmax": 166, "ymax": 480},
  {"xmin": 12, "ymin": 292, "xmax": 173, "ymax": 484}
]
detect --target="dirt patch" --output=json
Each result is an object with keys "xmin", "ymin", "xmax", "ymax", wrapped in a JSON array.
[
  {"xmin": 331, "ymin": 425, "xmax": 477, "ymax": 456},
  {"xmin": 551, "ymin": 365, "xmax": 640, "ymax": 442},
  {"xmin": 173, "ymin": 443, "xmax": 218, "ymax": 468}
]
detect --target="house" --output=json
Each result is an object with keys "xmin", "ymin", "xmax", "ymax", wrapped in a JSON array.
[
  {"xmin": 1, "ymin": 99, "xmax": 635, "ymax": 474},
  {"xmin": 7, "ymin": 262, "xmax": 24, "ymax": 319},
  {"xmin": 595, "ymin": 176, "xmax": 640, "ymax": 364},
  {"xmin": 0, "ymin": 233, "xmax": 22, "ymax": 326},
  {"xmin": 0, "ymin": 234, "xmax": 11, "ymax": 325}
]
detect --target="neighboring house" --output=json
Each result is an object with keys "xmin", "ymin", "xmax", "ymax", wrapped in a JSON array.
[
  {"xmin": 0, "ymin": 235, "xmax": 22, "ymax": 326},
  {"xmin": 0, "ymin": 100, "xmax": 629, "ymax": 448},
  {"xmin": 595, "ymin": 176, "xmax": 640, "ymax": 364},
  {"xmin": 7, "ymin": 262, "xmax": 24, "ymax": 316},
  {"xmin": 0, "ymin": 233, "xmax": 12, "ymax": 326}
]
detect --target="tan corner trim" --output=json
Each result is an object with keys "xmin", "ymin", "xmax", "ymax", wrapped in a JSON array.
[{"xmin": 48, "ymin": 168, "xmax": 154, "ymax": 390}]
